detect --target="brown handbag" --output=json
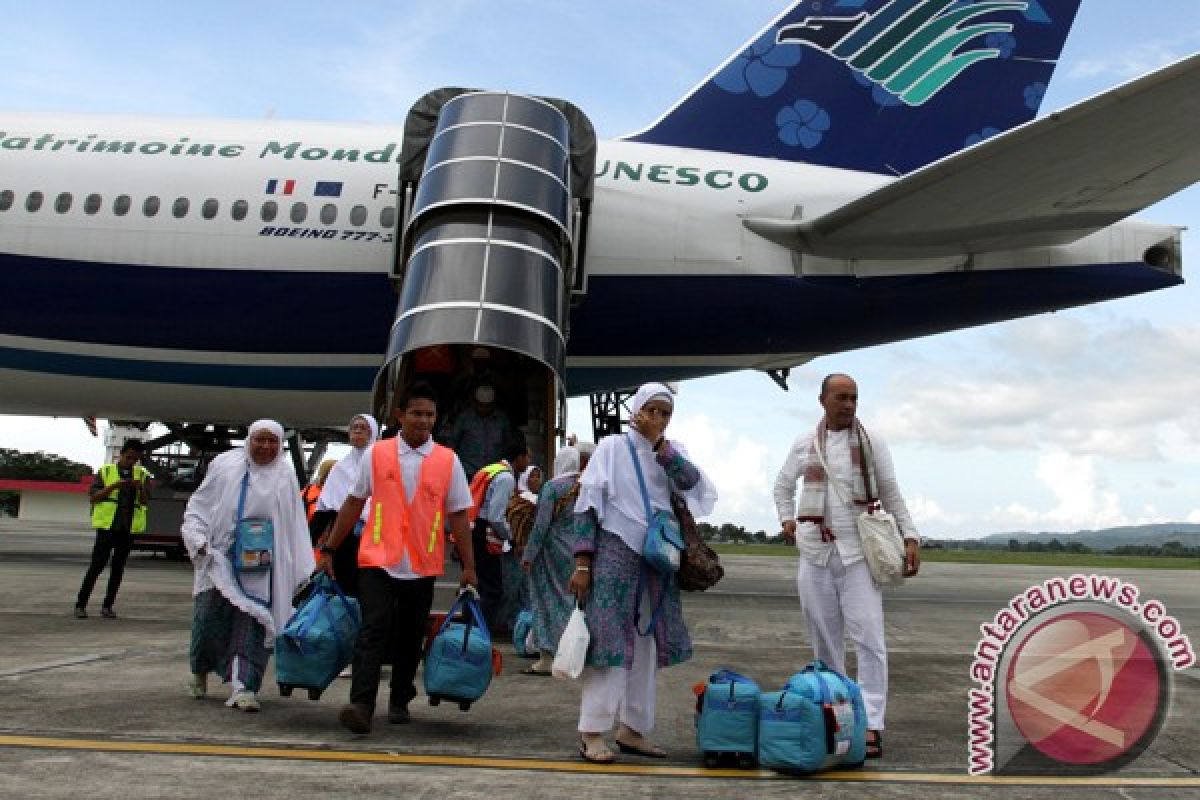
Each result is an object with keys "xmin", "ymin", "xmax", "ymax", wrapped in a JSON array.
[{"xmin": 671, "ymin": 493, "xmax": 724, "ymax": 591}]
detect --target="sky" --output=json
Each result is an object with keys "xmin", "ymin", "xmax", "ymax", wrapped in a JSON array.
[{"xmin": 1, "ymin": 1, "xmax": 1199, "ymax": 539}]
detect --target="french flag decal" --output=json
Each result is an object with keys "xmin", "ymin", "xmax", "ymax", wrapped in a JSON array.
[{"xmin": 265, "ymin": 178, "xmax": 296, "ymax": 195}]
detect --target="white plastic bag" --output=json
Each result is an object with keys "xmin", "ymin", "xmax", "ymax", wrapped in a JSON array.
[
  {"xmin": 552, "ymin": 606, "xmax": 590, "ymax": 680},
  {"xmin": 858, "ymin": 509, "xmax": 906, "ymax": 588}
]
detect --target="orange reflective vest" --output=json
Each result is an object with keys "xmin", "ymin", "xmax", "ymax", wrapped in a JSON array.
[
  {"xmin": 359, "ymin": 439, "xmax": 456, "ymax": 576},
  {"xmin": 301, "ymin": 483, "xmax": 321, "ymax": 522}
]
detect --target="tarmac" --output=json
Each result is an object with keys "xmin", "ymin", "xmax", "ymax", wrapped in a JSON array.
[{"xmin": 0, "ymin": 519, "xmax": 1197, "ymax": 799}]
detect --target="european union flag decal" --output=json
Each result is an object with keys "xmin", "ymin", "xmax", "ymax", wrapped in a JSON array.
[{"xmin": 314, "ymin": 181, "xmax": 343, "ymax": 197}]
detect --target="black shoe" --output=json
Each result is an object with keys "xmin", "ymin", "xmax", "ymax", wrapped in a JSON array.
[
  {"xmin": 387, "ymin": 704, "xmax": 411, "ymax": 724},
  {"xmin": 73, "ymin": 607, "xmax": 87, "ymax": 619},
  {"xmin": 338, "ymin": 703, "xmax": 372, "ymax": 734},
  {"xmin": 100, "ymin": 607, "xmax": 117, "ymax": 619}
]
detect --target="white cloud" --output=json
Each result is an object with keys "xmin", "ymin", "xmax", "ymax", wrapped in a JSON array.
[
  {"xmin": 667, "ymin": 412, "xmax": 773, "ymax": 529},
  {"xmin": 905, "ymin": 494, "xmax": 965, "ymax": 527},
  {"xmin": 1066, "ymin": 43, "xmax": 1188, "ymax": 82},
  {"xmin": 984, "ymin": 450, "xmax": 1129, "ymax": 532},
  {"xmin": 875, "ymin": 317, "xmax": 1200, "ymax": 461}
]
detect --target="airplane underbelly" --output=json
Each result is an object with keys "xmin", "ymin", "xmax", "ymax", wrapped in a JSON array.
[{"xmin": 0, "ymin": 251, "xmax": 1181, "ymax": 420}]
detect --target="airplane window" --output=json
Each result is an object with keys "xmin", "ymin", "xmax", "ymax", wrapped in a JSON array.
[
  {"xmin": 143, "ymin": 196, "xmax": 160, "ymax": 217},
  {"xmin": 26, "ymin": 191, "xmax": 44, "ymax": 212},
  {"xmin": 231, "ymin": 199, "xmax": 248, "ymax": 221},
  {"xmin": 320, "ymin": 203, "xmax": 337, "ymax": 225},
  {"xmin": 0, "ymin": 190, "xmax": 12, "ymax": 211},
  {"xmin": 380, "ymin": 207, "xmax": 397, "ymax": 229},
  {"xmin": 113, "ymin": 194, "xmax": 131, "ymax": 216},
  {"xmin": 349, "ymin": 205, "xmax": 367, "ymax": 226},
  {"xmin": 290, "ymin": 202, "xmax": 307, "ymax": 224},
  {"xmin": 84, "ymin": 194, "xmax": 102, "ymax": 214},
  {"xmin": 201, "ymin": 198, "xmax": 218, "ymax": 219},
  {"xmin": 261, "ymin": 201, "xmax": 278, "ymax": 222},
  {"xmin": 173, "ymin": 197, "xmax": 189, "ymax": 218},
  {"xmin": 55, "ymin": 192, "xmax": 72, "ymax": 213}
]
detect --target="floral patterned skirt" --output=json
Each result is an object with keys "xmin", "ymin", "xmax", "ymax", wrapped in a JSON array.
[{"xmin": 583, "ymin": 527, "xmax": 691, "ymax": 669}]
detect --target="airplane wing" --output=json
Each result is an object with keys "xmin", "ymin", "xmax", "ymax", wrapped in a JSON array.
[{"xmin": 744, "ymin": 52, "xmax": 1200, "ymax": 259}]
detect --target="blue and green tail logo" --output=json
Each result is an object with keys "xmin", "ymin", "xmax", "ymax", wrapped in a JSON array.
[{"xmin": 777, "ymin": 0, "xmax": 1031, "ymax": 105}]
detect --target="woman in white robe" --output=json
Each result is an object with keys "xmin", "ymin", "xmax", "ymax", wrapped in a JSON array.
[
  {"xmin": 182, "ymin": 420, "xmax": 315, "ymax": 711},
  {"xmin": 312, "ymin": 413, "xmax": 379, "ymax": 597}
]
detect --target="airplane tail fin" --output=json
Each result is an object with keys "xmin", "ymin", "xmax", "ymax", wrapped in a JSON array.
[{"xmin": 625, "ymin": 0, "xmax": 1083, "ymax": 175}]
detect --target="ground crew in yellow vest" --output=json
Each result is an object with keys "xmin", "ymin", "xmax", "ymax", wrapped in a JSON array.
[
  {"xmin": 74, "ymin": 439, "xmax": 149, "ymax": 619},
  {"xmin": 469, "ymin": 432, "xmax": 531, "ymax": 637},
  {"xmin": 318, "ymin": 381, "xmax": 478, "ymax": 734}
]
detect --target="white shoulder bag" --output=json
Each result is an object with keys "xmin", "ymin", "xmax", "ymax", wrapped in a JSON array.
[{"xmin": 815, "ymin": 442, "xmax": 906, "ymax": 588}]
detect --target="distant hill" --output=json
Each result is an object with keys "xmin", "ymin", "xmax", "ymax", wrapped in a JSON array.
[{"xmin": 978, "ymin": 524, "xmax": 1200, "ymax": 551}]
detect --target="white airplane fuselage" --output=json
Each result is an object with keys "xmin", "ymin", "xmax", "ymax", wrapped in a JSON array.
[{"xmin": 0, "ymin": 112, "xmax": 1182, "ymax": 426}]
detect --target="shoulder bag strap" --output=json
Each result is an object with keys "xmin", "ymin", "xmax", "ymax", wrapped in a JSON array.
[
  {"xmin": 236, "ymin": 471, "xmax": 250, "ymax": 522},
  {"xmin": 624, "ymin": 434, "xmax": 654, "ymax": 522}
]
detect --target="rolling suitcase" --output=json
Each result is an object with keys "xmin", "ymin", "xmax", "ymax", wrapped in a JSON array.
[{"xmin": 695, "ymin": 669, "xmax": 760, "ymax": 768}]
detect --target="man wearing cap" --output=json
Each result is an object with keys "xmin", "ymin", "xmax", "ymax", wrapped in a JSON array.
[{"xmin": 444, "ymin": 383, "xmax": 515, "ymax": 479}]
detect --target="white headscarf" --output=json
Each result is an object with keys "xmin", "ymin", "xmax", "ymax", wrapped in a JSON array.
[
  {"xmin": 575, "ymin": 382, "xmax": 717, "ymax": 555},
  {"xmin": 553, "ymin": 445, "xmax": 581, "ymax": 479},
  {"xmin": 181, "ymin": 419, "xmax": 316, "ymax": 645},
  {"xmin": 630, "ymin": 383, "xmax": 674, "ymax": 416},
  {"xmin": 317, "ymin": 413, "xmax": 379, "ymax": 514},
  {"xmin": 518, "ymin": 465, "xmax": 542, "ymax": 504}
]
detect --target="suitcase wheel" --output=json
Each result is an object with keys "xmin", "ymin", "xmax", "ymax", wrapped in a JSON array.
[
  {"xmin": 429, "ymin": 696, "xmax": 441, "ymax": 707},
  {"xmin": 279, "ymin": 684, "xmax": 294, "ymax": 697},
  {"xmin": 307, "ymin": 688, "xmax": 322, "ymax": 701},
  {"xmin": 736, "ymin": 754, "xmax": 756, "ymax": 770},
  {"xmin": 458, "ymin": 701, "xmax": 471, "ymax": 712}
]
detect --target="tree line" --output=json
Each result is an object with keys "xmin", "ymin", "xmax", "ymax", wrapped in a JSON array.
[{"xmin": 0, "ymin": 448, "xmax": 94, "ymax": 516}]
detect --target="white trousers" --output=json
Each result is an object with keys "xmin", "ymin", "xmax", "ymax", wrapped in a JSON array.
[
  {"xmin": 577, "ymin": 630, "xmax": 657, "ymax": 734},
  {"xmin": 797, "ymin": 551, "xmax": 887, "ymax": 730}
]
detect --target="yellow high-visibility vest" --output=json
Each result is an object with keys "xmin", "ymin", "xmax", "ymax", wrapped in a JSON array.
[{"xmin": 90, "ymin": 463, "xmax": 149, "ymax": 533}]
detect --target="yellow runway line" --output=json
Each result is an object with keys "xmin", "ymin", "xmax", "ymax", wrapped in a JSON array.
[{"xmin": 1, "ymin": 734, "xmax": 1197, "ymax": 787}]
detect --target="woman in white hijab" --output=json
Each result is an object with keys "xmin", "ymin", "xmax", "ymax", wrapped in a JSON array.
[
  {"xmin": 520, "ymin": 443, "xmax": 595, "ymax": 675},
  {"xmin": 182, "ymin": 420, "xmax": 316, "ymax": 711},
  {"xmin": 569, "ymin": 384, "xmax": 717, "ymax": 763},
  {"xmin": 312, "ymin": 413, "xmax": 379, "ymax": 597}
]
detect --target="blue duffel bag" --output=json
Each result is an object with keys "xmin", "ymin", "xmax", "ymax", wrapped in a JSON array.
[
  {"xmin": 513, "ymin": 608, "xmax": 537, "ymax": 658},
  {"xmin": 695, "ymin": 669, "xmax": 760, "ymax": 768},
  {"xmin": 424, "ymin": 590, "xmax": 494, "ymax": 711},
  {"xmin": 275, "ymin": 573, "xmax": 360, "ymax": 700},
  {"xmin": 757, "ymin": 661, "xmax": 867, "ymax": 774}
]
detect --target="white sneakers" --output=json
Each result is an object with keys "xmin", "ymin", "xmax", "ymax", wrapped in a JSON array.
[
  {"xmin": 229, "ymin": 690, "xmax": 260, "ymax": 712},
  {"xmin": 190, "ymin": 673, "xmax": 260, "ymax": 711}
]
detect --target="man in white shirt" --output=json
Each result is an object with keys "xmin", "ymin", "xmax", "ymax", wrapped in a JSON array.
[
  {"xmin": 319, "ymin": 382, "xmax": 477, "ymax": 734},
  {"xmin": 773, "ymin": 373, "xmax": 921, "ymax": 759}
]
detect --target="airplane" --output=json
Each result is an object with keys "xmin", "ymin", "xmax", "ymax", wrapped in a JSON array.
[{"xmin": 1, "ymin": 0, "xmax": 1198, "ymax": 466}]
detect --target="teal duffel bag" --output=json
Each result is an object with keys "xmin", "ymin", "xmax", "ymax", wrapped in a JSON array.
[
  {"xmin": 757, "ymin": 661, "xmax": 867, "ymax": 774},
  {"xmin": 696, "ymin": 669, "xmax": 760, "ymax": 768},
  {"xmin": 424, "ymin": 590, "xmax": 494, "ymax": 711},
  {"xmin": 513, "ymin": 608, "xmax": 536, "ymax": 658},
  {"xmin": 276, "ymin": 573, "xmax": 360, "ymax": 700}
]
